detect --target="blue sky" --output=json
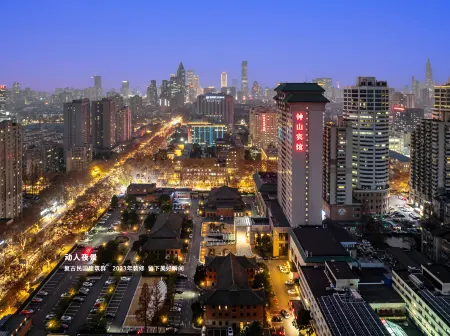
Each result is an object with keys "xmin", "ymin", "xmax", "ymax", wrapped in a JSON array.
[{"xmin": 1, "ymin": 0, "xmax": 448, "ymax": 92}]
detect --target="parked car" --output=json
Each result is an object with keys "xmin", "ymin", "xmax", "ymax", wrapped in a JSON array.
[
  {"xmin": 284, "ymin": 280, "xmax": 294, "ymax": 285},
  {"xmin": 121, "ymin": 276, "xmax": 131, "ymax": 282},
  {"xmin": 61, "ymin": 292, "xmax": 71, "ymax": 298},
  {"xmin": 177, "ymin": 274, "xmax": 188, "ymax": 279},
  {"xmin": 20, "ymin": 309, "xmax": 34, "ymax": 315},
  {"xmin": 45, "ymin": 314, "xmax": 56, "ymax": 320},
  {"xmin": 170, "ymin": 307, "xmax": 182, "ymax": 312},
  {"xmin": 80, "ymin": 287, "xmax": 90, "ymax": 292},
  {"xmin": 73, "ymin": 296, "xmax": 85, "ymax": 302},
  {"xmin": 280, "ymin": 310, "xmax": 290, "ymax": 319},
  {"xmin": 90, "ymin": 308, "xmax": 99, "ymax": 314},
  {"xmin": 96, "ymin": 298, "xmax": 106, "ymax": 303},
  {"xmin": 105, "ymin": 279, "xmax": 115, "ymax": 285},
  {"xmin": 82, "ymin": 282, "xmax": 93, "ymax": 287},
  {"xmin": 271, "ymin": 316, "xmax": 282, "ymax": 322},
  {"xmin": 32, "ymin": 297, "xmax": 43, "ymax": 303},
  {"xmin": 60, "ymin": 315, "xmax": 72, "ymax": 322},
  {"xmin": 105, "ymin": 312, "xmax": 116, "ymax": 318},
  {"xmin": 38, "ymin": 291, "xmax": 48, "ymax": 296}
]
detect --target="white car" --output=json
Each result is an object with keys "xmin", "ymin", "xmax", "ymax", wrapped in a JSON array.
[
  {"xmin": 105, "ymin": 280, "xmax": 115, "ymax": 285},
  {"xmin": 121, "ymin": 277, "xmax": 131, "ymax": 282},
  {"xmin": 80, "ymin": 287, "xmax": 90, "ymax": 292},
  {"xmin": 287, "ymin": 289, "xmax": 297, "ymax": 295},
  {"xmin": 45, "ymin": 313, "xmax": 56, "ymax": 320},
  {"xmin": 38, "ymin": 291, "xmax": 48, "ymax": 296},
  {"xmin": 96, "ymin": 298, "xmax": 106, "ymax": 303},
  {"xmin": 170, "ymin": 307, "xmax": 182, "ymax": 312},
  {"xmin": 82, "ymin": 282, "xmax": 93, "ymax": 287},
  {"xmin": 61, "ymin": 293, "xmax": 71, "ymax": 298},
  {"xmin": 60, "ymin": 315, "xmax": 72, "ymax": 322}
]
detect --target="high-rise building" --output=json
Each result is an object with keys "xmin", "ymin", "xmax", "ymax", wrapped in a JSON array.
[
  {"xmin": 195, "ymin": 93, "xmax": 234, "ymax": 125},
  {"xmin": 129, "ymin": 95, "xmax": 142, "ymax": 120},
  {"xmin": 241, "ymin": 61, "xmax": 248, "ymax": 101},
  {"xmin": 0, "ymin": 120, "xmax": 22, "ymax": 219},
  {"xmin": 252, "ymin": 81, "xmax": 261, "ymax": 100},
  {"xmin": 249, "ymin": 107, "xmax": 277, "ymax": 149},
  {"xmin": 322, "ymin": 120, "xmax": 360, "ymax": 220},
  {"xmin": 344, "ymin": 77, "xmax": 390, "ymax": 214},
  {"xmin": 170, "ymin": 62, "xmax": 186, "ymax": 108},
  {"xmin": 410, "ymin": 84, "xmax": 450, "ymax": 214},
  {"xmin": 312, "ymin": 78, "xmax": 333, "ymax": 101},
  {"xmin": 92, "ymin": 98, "xmax": 117, "ymax": 151},
  {"xmin": 121, "ymin": 81, "xmax": 130, "ymax": 97},
  {"xmin": 94, "ymin": 75, "xmax": 102, "ymax": 100},
  {"xmin": 187, "ymin": 70, "xmax": 196, "ymax": 103},
  {"xmin": 193, "ymin": 75, "xmax": 202, "ymax": 97},
  {"xmin": 426, "ymin": 58, "xmax": 433, "ymax": 88},
  {"xmin": 116, "ymin": 106, "xmax": 132, "ymax": 144},
  {"xmin": 274, "ymin": 83, "xmax": 329, "ymax": 226},
  {"xmin": 63, "ymin": 98, "xmax": 92, "ymax": 172},
  {"xmin": 221, "ymin": 72, "xmax": 227, "ymax": 89},
  {"xmin": 147, "ymin": 80, "xmax": 158, "ymax": 107},
  {"xmin": 0, "ymin": 85, "xmax": 7, "ymax": 111}
]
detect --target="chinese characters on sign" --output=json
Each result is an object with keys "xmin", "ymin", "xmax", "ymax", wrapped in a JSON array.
[
  {"xmin": 65, "ymin": 253, "xmax": 97, "ymax": 262},
  {"xmin": 148, "ymin": 265, "xmax": 184, "ymax": 272},
  {"xmin": 295, "ymin": 112, "xmax": 305, "ymax": 152},
  {"xmin": 262, "ymin": 114, "xmax": 266, "ymax": 132}
]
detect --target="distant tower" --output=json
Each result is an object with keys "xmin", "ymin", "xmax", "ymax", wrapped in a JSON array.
[
  {"xmin": 121, "ymin": 81, "xmax": 130, "ymax": 97},
  {"xmin": 221, "ymin": 72, "xmax": 228, "ymax": 88},
  {"xmin": 241, "ymin": 61, "xmax": 248, "ymax": 100},
  {"xmin": 94, "ymin": 75, "xmax": 102, "ymax": 100},
  {"xmin": 426, "ymin": 59, "xmax": 433, "ymax": 87}
]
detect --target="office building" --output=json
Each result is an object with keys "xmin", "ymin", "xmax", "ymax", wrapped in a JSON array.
[
  {"xmin": 220, "ymin": 72, "xmax": 227, "ymax": 89},
  {"xmin": 393, "ymin": 265, "xmax": 450, "ymax": 335},
  {"xmin": 195, "ymin": 93, "xmax": 234, "ymax": 124},
  {"xmin": 187, "ymin": 121, "xmax": 228, "ymax": 146},
  {"xmin": 147, "ymin": 80, "xmax": 158, "ymax": 107},
  {"xmin": 0, "ymin": 121, "xmax": 22, "ymax": 219},
  {"xmin": 274, "ymin": 83, "xmax": 329, "ymax": 226},
  {"xmin": 94, "ymin": 75, "xmax": 102, "ymax": 100},
  {"xmin": 241, "ymin": 61, "xmax": 248, "ymax": 101},
  {"xmin": 129, "ymin": 95, "xmax": 142, "ymax": 120},
  {"xmin": 344, "ymin": 77, "xmax": 390, "ymax": 215},
  {"xmin": 92, "ymin": 98, "xmax": 117, "ymax": 151},
  {"xmin": 249, "ymin": 106, "xmax": 277, "ymax": 149},
  {"xmin": 187, "ymin": 70, "xmax": 196, "ymax": 103},
  {"xmin": 170, "ymin": 62, "xmax": 186, "ymax": 109},
  {"xmin": 63, "ymin": 98, "xmax": 92, "ymax": 172},
  {"xmin": 312, "ymin": 78, "xmax": 333, "ymax": 101},
  {"xmin": 323, "ymin": 120, "xmax": 361, "ymax": 221},
  {"xmin": 393, "ymin": 107, "xmax": 424, "ymax": 132},
  {"xmin": 121, "ymin": 81, "xmax": 130, "ymax": 97},
  {"xmin": 0, "ymin": 85, "xmax": 7, "ymax": 111},
  {"xmin": 410, "ymin": 83, "xmax": 450, "ymax": 213},
  {"xmin": 116, "ymin": 106, "xmax": 132, "ymax": 144},
  {"xmin": 252, "ymin": 81, "xmax": 261, "ymax": 100}
]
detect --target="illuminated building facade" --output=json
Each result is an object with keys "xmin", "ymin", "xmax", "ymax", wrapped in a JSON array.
[
  {"xmin": 241, "ymin": 61, "xmax": 248, "ymax": 102},
  {"xmin": 116, "ymin": 106, "xmax": 132, "ymax": 143},
  {"xmin": 195, "ymin": 93, "xmax": 234, "ymax": 124},
  {"xmin": 410, "ymin": 83, "xmax": 450, "ymax": 212},
  {"xmin": 249, "ymin": 107, "xmax": 277, "ymax": 149},
  {"xmin": 0, "ymin": 85, "xmax": 7, "ymax": 111},
  {"xmin": 187, "ymin": 121, "xmax": 228, "ymax": 146},
  {"xmin": 344, "ymin": 77, "xmax": 390, "ymax": 214},
  {"xmin": 121, "ymin": 80, "xmax": 130, "ymax": 97},
  {"xmin": 147, "ymin": 80, "xmax": 158, "ymax": 107},
  {"xmin": 92, "ymin": 98, "xmax": 117, "ymax": 151},
  {"xmin": 63, "ymin": 98, "xmax": 92, "ymax": 172},
  {"xmin": 274, "ymin": 83, "xmax": 328, "ymax": 226},
  {"xmin": 220, "ymin": 72, "xmax": 227, "ymax": 88},
  {"xmin": 0, "ymin": 120, "xmax": 22, "ymax": 219}
]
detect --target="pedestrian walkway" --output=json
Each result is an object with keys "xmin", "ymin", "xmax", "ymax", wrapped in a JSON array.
[{"xmin": 235, "ymin": 226, "xmax": 253, "ymax": 257}]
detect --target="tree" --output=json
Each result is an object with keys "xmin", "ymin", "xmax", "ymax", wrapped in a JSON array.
[
  {"xmin": 151, "ymin": 279, "xmax": 165, "ymax": 324},
  {"xmin": 95, "ymin": 240, "xmax": 119, "ymax": 265},
  {"xmin": 159, "ymin": 194, "xmax": 171, "ymax": 204},
  {"xmin": 111, "ymin": 195, "xmax": 119, "ymax": 208},
  {"xmin": 245, "ymin": 321, "xmax": 262, "ymax": 336},
  {"xmin": 194, "ymin": 265, "xmax": 206, "ymax": 287},
  {"xmin": 161, "ymin": 203, "xmax": 172, "ymax": 213},
  {"xmin": 135, "ymin": 282, "xmax": 152, "ymax": 332},
  {"xmin": 144, "ymin": 213, "xmax": 157, "ymax": 230}
]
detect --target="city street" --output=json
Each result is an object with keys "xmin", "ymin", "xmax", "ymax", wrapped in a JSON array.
[{"xmin": 265, "ymin": 259, "xmax": 299, "ymax": 336}]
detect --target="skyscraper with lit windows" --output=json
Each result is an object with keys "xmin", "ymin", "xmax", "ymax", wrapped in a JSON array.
[
  {"xmin": 274, "ymin": 83, "xmax": 328, "ymax": 226},
  {"xmin": 221, "ymin": 72, "xmax": 227, "ymax": 88},
  {"xmin": 241, "ymin": 61, "xmax": 248, "ymax": 101}
]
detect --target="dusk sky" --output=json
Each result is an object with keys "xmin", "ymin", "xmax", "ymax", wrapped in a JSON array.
[{"xmin": 2, "ymin": 0, "xmax": 449, "ymax": 92}]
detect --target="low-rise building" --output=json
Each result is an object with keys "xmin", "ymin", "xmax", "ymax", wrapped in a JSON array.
[
  {"xmin": 393, "ymin": 264, "xmax": 450, "ymax": 335},
  {"xmin": 201, "ymin": 253, "xmax": 265, "ymax": 329},
  {"xmin": 204, "ymin": 186, "xmax": 250, "ymax": 218},
  {"xmin": 126, "ymin": 183, "xmax": 158, "ymax": 202},
  {"xmin": 421, "ymin": 221, "xmax": 450, "ymax": 266},
  {"xmin": 141, "ymin": 213, "xmax": 185, "ymax": 259}
]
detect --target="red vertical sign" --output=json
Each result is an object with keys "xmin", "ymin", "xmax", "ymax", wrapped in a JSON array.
[
  {"xmin": 295, "ymin": 112, "xmax": 304, "ymax": 152},
  {"xmin": 262, "ymin": 114, "xmax": 266, "ymax": 132}
]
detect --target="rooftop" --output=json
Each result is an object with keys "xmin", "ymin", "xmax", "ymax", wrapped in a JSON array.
[
  {"xmin": 292, "ymin": 226, "xmax": 351, "ymax": 258},
  {"xmin": 301, "ymin": 266, "xmax": 331, "ymax": 298},
  {"xmin": 148, "ymin": 212, "xmax": 184, "ymax": 239},
  {"xmin": 267, "ymin": 200, "xmax": 290, "ymax": 228},
  {"xmin": 387, "ymin": 247, "xmax": 431, "ymax": 270},
  {"xmin": 253, "ymin": 172, "xmax": 277, "ymax": 194},
  {"xmin": 423, "ymin": 264, "xmax": 450, "ymax": 284},
  {"xmin": 274, "ymin": 83, "xmax": 325, "ymax": 93},
  {"xmin": 318, "ymin": 293, "xmax": 390, "ymax": 336},
  {"xmin": 358, "ymin": 284, "xmax": 404, "ymax": 304},
  {"xmin": 326, "ymin": 261, "xmax": 358, "ymax": 280},
  {"xmin": 389, "ymin": 150, "xmax": 409, "ymax": 163}
]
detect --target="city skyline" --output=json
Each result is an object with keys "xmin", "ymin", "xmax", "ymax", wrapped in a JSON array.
[{"xmin": 2, "ymin": 1, "xmax": 450, "ymax": 91}]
